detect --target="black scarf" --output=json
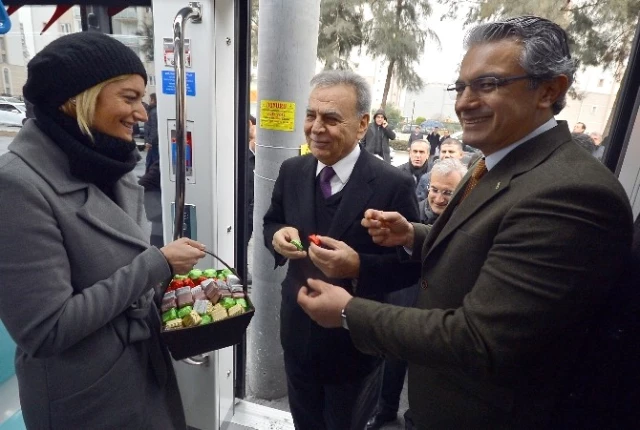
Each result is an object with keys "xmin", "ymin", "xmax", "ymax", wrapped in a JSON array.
[{"xmin": 34, "ymin": 105, "xmax": 138, "ymax": 200}]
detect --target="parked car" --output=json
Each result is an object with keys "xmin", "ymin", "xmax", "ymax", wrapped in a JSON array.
[
  {"xmin": 401, "ymin": 124, "xmax": 420, "ymax": 134},
  {"xmin": 0, "ymin": 102, "xmax": 27, "ymax": 127}
]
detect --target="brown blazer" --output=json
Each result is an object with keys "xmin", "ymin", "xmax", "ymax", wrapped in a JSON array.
[{"xmin": 346, "ymin": 122, "xmax": 633, "ymax": 429}]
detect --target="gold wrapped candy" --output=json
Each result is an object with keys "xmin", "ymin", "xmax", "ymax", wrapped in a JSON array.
[
  {"xmin": 183, "ymin": 310, "xmax": 202, "ymax": 327},
  {"xmin": 165, "ymin": 318, "xmax": 183, "ymax": 330},
  {"xmin": 228, "ymin": 304, "xmax": 244, "ymax": 318},
  {"xmin": 209, "ymin": 303, "xmax": 228, "ymax": 322}
]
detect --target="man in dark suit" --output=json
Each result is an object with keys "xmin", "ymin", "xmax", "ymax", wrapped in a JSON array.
[
  {"xmin": 263, "ymin": 70, "xmax": 420, "ymax": 430},
  {"xmin": 297, "ymin": 16, "xmax": 633, "ymax": 428}
]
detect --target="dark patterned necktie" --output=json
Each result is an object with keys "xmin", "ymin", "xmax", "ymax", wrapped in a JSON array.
[
  {"xmin": 460, "ymin": 158, "xmax": 487, "ymax": 202},
  {"xmin": 319, "ymin": 166, "xmax": 336, "ymax": 198}
]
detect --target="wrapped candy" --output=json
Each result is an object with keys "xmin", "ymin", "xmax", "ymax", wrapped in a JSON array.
[
  {"xmin": 193, "ymin": 299, "xmax": 210, "ymax": 315},
  {"xmin": 176, "ymin": 286, "xmax": 194, "ymax": 308},
  {"xmin": 228, "ymin": 304, "xmax": 244, "ymax": 318},
  {"xmin": 235, "ymin": 299, "xmax": 248, "ymax": 309},
  {"xmin": 182, "ymin": 310, "xmax": 202, "ymax": 327},
  {"xmin": 162, "ymin": 308, "xmax": 178, "ymax": 323},
  {"xmin": 191, "ymin": 286, "xmax": 206, "ymax": 301},
  {"xmin": 220, "ymin": 297, "xmax": 236, "ymax": 309},
  {"xmin": 165, "ymin": 319, "xmax": 183, "ymax": 330},
  {"xmin": 161, "ymin": 291, "xmax": 177, "ymax": 312},
  {"xmin": 203, "ymin": 280, "xmax": 221, "ymax": 303},
  {"xmin": 177, "ymin": 305, "xmax": 193, "ymax": 319},
  {"xmin": 209, "ymin": 303, "xmax": 228, "ymax": 322}
]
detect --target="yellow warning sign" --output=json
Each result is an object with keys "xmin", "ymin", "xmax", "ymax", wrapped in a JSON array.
[
  {"xmin": 300, "ymin": 143, "xmax": 311, "ymax": 155},
  {"xmin": 260, "ymin": 100, "xmax": 296, "ymax": 132}
]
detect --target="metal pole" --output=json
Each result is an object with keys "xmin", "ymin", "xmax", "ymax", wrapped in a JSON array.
[
  {"xmin": 247, "ymin": 0, "xmax": 321, "ymax": 399},
  {"xmin": 172, "ymin": 2, "xmax": 201, "ymax": 240}
]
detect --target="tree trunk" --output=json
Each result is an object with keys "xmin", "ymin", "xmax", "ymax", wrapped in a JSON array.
[
  {"xmin": 247, "ymin": 0, "xmax": 321, "ymax": 400},
  {"xmin": 380, "ymin": 0, "xmax": 403, "ymax": 109},
  {"xmin": 381, "ymin": 59, "xmax": 395, "ymax": 109}
]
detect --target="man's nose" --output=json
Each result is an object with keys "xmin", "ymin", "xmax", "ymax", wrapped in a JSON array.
[{"xmin": 455, "ymin": 88, "xmax": 481, "ymax": 111}]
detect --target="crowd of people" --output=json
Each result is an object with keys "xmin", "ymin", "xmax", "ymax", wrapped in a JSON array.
[{"xmin": 0, "ymin": 14, "xmax": 637, "ymax": 430}]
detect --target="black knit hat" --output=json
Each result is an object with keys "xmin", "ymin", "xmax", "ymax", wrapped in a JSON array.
[{"xmin": 24, "ymin": 32, "xmax": 148, "ymax": 108}]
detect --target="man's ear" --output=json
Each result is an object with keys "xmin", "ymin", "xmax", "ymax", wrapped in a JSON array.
[
  {"xmin": 537, "ymin": 74, "xmax": 569, "ymax": 111},
  {"xmin": 357, "ymin": 114, "xmax": 370, "ymax": 139}
]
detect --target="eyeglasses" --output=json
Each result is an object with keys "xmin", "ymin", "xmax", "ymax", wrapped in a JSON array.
[
  {"xmin": 428, "ymin": 185, "xmax": 454, "ymax": 197},
  {"xmin": 446, "ymin": 75, "xmax": 533, "ymax": 99}
]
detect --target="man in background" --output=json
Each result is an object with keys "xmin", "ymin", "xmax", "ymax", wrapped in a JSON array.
[
  {"xmin": 397, "ymin": 139, "xmax": 431, "ymax": 191},
  {"xmin": 144, "ymin": 93, "xmax": 159, "ymax": 173},
  {"xmin": 573, "ymin": 121, "xmax": 586, "ymax": 133},
  {"xmin": 407, "ymin": 125, "xmax": 424, "ymax": 148},
  {"xmin": 362, "ymin": 109, "xmax": 396, "ymax": 162},
  {"xmin": 416, "ymin": 138, "xmax": 465, "ymax": 200}
]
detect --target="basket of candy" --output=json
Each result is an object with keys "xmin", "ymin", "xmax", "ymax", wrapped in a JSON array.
[{"xmin": 160, "ymin": 268, "xmax": 254, "ymax": 360}]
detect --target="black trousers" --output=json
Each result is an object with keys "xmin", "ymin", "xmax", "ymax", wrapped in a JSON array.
[
  {"xmin": 373, "ymin": 284, "xmax": 420, "ymax": 418},
  {"xmin": 284, "ymin": 350, "xmax": 382, "ymax": 430}
]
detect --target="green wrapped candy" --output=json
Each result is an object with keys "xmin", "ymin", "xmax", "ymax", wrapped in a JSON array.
[
  {"xmin": 235, "ymin": 298, "xmax": 249, "ymax": 309},
  {"xmin": 174, "ymin": 274, "xmax": 188, "ymax": 280},
  {"xmin": 188, "ymin": 269, "xmax": 203, "ymax": 280},
  {"xmin": 203, "ymin": 269, "xmax": 217, "ymax": 278},
  {"xmin": 200, "ymin": 314, "xmax": 213, "ymax": 325},
  {"xmin": 220, "ymin": 297, "xmax": 236, "ymax": 309},
  {"xmin": 162, "ymin": 308, "xmax": 178, "ymax": 323},
  {"xmin": 290, "ymin": 239, "xmax": 304, "ymax": 251},
  {"xmin": 177, "ymin": 306, "xmax": 193, "ymax": 318},
  {"xmin": 220, "ymin": 269, "xmax": 233, "ymax": 279}
]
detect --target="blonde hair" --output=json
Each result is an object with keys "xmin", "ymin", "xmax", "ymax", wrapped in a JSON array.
[{"xmin": 60, "ymin": 74, "xmax": 134, "ymax": 140}]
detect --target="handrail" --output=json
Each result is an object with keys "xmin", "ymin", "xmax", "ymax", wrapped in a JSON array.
[{"xmin": 172, "ymin": 2, "xmax": 202, "ymax": 240}]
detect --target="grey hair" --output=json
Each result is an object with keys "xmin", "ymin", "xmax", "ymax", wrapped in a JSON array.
[
  {"xmin": 464, "ymin": 16, "xmax": 577, "ymax": 114},
  {"xmin": 431, "ymin": 157, "xmax": 468, "ymax": 179},
  {"xmin": 310, "ymin": 70, "xmax": 372, "ymax": 117},
  {"xmin": 410, "ymin": 138, "xmax": 431, "ymax": 152},
  {"xmin": 440, "ymin": 138, "xmax": 464, "ymax": 152}
]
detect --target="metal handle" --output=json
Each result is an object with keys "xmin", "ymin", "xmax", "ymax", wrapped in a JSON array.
[
  {"xmin": 183, "ymin": 354, "xmax": 210, "ymax": 367},
  {"xmin": 173, "ymin": 2, "xmax": 202, "ymax": 240}
]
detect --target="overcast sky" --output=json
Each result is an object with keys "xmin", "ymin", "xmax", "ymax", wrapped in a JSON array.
[{"xmin": 418, "ymin": 2, "xmax": 468, "ymax": 85}]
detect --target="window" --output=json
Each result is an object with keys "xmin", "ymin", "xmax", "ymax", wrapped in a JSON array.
[
  {"xmin": 148, "ymin": 75, "xmax": 155, "ymax": 86},
  {"xmin": 598, "ymin": 78, "xmax": 604, "ymax": 87},
  {"xmin": 60, "ymin": 23, "xmax": 71, "ymax": 34},
  {"xmin": 3, "ymin": 68, "xmax": 10, "ymax": 94},
  {"xmin": 591, "ymin": 106, "xmax": 598, "ymax": 115}
]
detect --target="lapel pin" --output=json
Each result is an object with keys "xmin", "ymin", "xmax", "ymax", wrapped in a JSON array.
[{"xmin": 495, "ymin": 182, "xmax": 501, "ymax": 190}]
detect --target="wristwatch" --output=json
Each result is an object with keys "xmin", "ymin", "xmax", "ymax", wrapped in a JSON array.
[{"xmin": 341, "ymin": 308, "xmax": 349, "ymax": 330}]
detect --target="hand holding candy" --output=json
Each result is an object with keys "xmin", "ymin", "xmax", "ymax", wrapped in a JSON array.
[
  {"xmin": 272, "ymin": 226, "xmax": 307, "ymax": 260},
  {"xmin": 308, "ymin": 235, "xmax": 360, "ymax": 279},
  {"xmin": 161, "ymin": 238, "xmax": 206, "ymax": 275}
]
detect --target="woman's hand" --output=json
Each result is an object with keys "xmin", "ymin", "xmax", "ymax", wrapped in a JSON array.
[{"xmin": 160, "ymin": 238, "xmax": 206, "ymax": 275}]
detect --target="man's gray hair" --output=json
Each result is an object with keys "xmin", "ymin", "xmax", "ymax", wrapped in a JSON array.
[
  {"xmin": 440, "ymin": 138, "xmax": 464, "ymax": 152},
  {"xmin": 464, "ymin": 16, "xmax": 577, "ymax": 114},
  {"xmin": 431, "ymin": 157, "xmax": 468, "ymax": 178},
  {"xmin": 310, "ymin": 70, "xmax": 372, "ymax": 117},
  {"xmin": 410, "ymin": 138, "xmax": 430, "ymax": 152}
]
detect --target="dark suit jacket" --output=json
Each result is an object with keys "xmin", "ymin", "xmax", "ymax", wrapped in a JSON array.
[
  {"xmin": 263, "ymin": 149, "xmax": 420, "ymax": 383},
  {"xmin": 346, "ymin": 122, "xmax": 633, "ymax": 428}
]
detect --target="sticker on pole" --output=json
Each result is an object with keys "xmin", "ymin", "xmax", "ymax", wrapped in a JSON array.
[
  {"xmin": 162, "ymin": 70, "xmax": 196, "ymax": 96},
  {"xmin": 163, "ymin": 37, "xmax": 192, "ymax": 68},
  {"xmin": 260, "ymin": 100, "xmax": 295, "ymax": 132}
]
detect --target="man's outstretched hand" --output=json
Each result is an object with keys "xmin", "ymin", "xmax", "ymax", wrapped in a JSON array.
[{"xmin": 297, "ymin": 278, "xmax": 353, "ymax": 328}]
